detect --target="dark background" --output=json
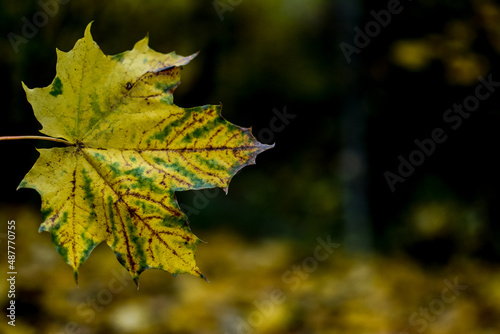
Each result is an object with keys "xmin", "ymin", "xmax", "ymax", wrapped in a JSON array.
[{"xmin": 1, "ymin": 0, "xmax": 500, "ymax": 333}]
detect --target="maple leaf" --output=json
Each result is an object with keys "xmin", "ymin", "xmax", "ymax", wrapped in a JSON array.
[{"xmin": 18, "ymin": 23, "xmax": 272, "ymax": 284}]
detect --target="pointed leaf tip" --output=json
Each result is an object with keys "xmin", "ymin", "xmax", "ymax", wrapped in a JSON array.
[
  {"xmin": 84, "ymin": 21, "xmax": 94, "ymax": 37},
  {"xmin": 134, "ymin": 278, "xmax": 140, "ymax": 290},
  {"xmin": 74, "ymin": 270, "xmax": 79, "ymax": 286}
]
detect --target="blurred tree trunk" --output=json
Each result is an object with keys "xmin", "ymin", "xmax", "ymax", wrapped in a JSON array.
[{"xmin": 336, "ymin": 0, "xmax": 373, "ymax": 253}]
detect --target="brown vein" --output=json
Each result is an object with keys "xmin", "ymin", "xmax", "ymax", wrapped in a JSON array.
[
  {"xmin": 70, "ymin": 155, "xmax": 78, "ymax": 269},
  {"xmin": 126, "ymin": 207, "xmax": 193, "ymax": 268},
  {"xmin": 124, "ymin": 191, "xmax": 180, "ymax": 217},
  {"xmin": 114, "ymin": 201, "xmax": 137, "ymax": 274},
  {"xmin": 177, "ymin": 152, "xmax": 224, "ymax": 185},
  {"xmin": 137, "ymin": 151, "xmax": 192, "ymax": 189}
]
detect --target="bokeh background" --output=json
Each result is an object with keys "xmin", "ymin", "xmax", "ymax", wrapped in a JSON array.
[{"xmin": 1, "ymin": 0, "xmax": 500, "ymax": 333}]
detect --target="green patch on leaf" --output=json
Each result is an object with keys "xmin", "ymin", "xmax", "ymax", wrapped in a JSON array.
[
  {"xmin": 160, "ymin": 95, "xmax": 174, "ymax": 105},
  {"xmin": 49, "ymin": 77, "xmax": 63, "ymax": 97},
  {"xmin": 111, "ymin": 52, "xmax": 125, "ymax": 62}
]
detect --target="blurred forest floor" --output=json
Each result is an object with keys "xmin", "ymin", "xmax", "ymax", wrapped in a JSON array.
[{"xmin": 1, "ymin": 205, "xmax": 499, "ymax": 334}]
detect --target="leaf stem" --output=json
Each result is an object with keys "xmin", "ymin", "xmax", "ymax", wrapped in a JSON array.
[{"xmin": 0, "ymin": 135, "xmax": 73, "ymax": 145}]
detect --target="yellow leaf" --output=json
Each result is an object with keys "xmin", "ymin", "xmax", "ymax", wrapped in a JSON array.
[{"xmin": 19, "ymin": 23, "xmax": 272, "ymax": 284}]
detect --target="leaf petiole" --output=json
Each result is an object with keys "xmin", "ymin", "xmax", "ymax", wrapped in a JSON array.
[{"xmin": 0, "ymin": 135, "xmax": 73, "ymax": 145}]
